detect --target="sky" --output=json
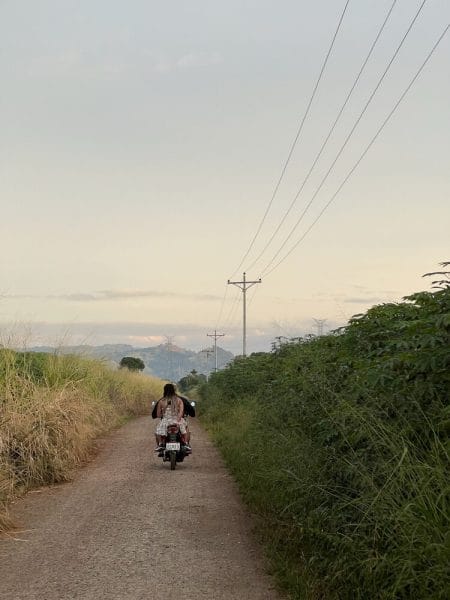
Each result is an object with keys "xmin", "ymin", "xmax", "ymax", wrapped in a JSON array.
[{"xmin": 0, "ymin": 0, "xmax": 449, "ymax": 355}]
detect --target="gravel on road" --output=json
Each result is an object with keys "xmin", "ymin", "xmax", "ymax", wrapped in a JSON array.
[{"xmin": 0, "ymin": 416, "xmax": 283, "ymax": 600}]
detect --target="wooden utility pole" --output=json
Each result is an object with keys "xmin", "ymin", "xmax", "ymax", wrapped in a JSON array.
[
  {"xmin": 227, "ymin": 272, "xmax": 261, "ymax": 357},
  {"xmin": 200, "ymin": 347, "xmax": 214, "ymax": 376},
  {"xmin": 207, "ymin": 330, "xmax": 225, "ymax": 372}
]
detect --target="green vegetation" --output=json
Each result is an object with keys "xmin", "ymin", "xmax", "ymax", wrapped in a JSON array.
[
  {"xmin": 119, "ymin": 356, "xmax": 145, "ymax": 371},
  {"xmin": 177, "ymin": 369, "xmax": 207, "ymax": 393},
  {"xmin": 199, "ymin": 285, "xmax": 450, "ymax": 599},
  {"xmin": 0, "ymin": 349, "xmax": 162, "ymax": 531}
]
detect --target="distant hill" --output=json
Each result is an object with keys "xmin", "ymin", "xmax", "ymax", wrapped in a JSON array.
[{"xmin": 29, "ymin": 343, "xmax": 234, "ymax": 381}]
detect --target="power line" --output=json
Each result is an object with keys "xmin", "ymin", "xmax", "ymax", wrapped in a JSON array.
[
  {"xmin": 245, "ymin": 0, "xmax": 399, "ymax": 274},
  {"xmin": 226, "ymin": 299, "xmax": 243, "ymax": 330},
  {"xmin": 259, "ymin": 0, "xmax": 429, "ymax": 278},
  {"xmin": 214, "ymin": 284, "xmax": 229, "ymax": 330},
  {"xmin": 247, "ymin": 283, "xmax": 261, "ymax": 310},
  {"xmin": 228, "ymin": 0, "xmax": 351, "ymax": 280},
  {"xmin": 262, "ymin": 23, "xmax": 449, "ymax": 278},
  {"xmin": 222, "ymin": 288, "xmax": 241, "ymax": 328}
]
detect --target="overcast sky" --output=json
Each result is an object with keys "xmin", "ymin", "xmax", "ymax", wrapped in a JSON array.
[{"xmin": 1, "ymin": 0, "xmax": 449, "ymax": 354}]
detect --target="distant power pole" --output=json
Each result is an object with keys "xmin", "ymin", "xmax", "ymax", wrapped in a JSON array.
[
  {"xmin": 313, "ymin": 319, "xmax": 327, "ymax": 337},
  {"xmin": 207, "ymin": 330, "xmax": 225, "ymax": 372},
  {"xmin": 200, "ymin": 347, "xmax": 214, "ymax": 374},
  {"xmin": 165, "ymin": 335, "xmax": 174, "ymax": 379},
  {"xmin": 227, "ymin": 272, "xmax": 261, "ymax": 357}
]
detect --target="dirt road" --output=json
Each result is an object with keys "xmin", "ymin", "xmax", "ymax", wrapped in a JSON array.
[{"xmin": 0, "ymin": 417, "xmax": 282, "ymax": 600}]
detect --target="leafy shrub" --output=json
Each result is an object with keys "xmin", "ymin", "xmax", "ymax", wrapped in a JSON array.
[{"xmin": 200, "ymin": 286, "xmax": 450, "ymax": 599}]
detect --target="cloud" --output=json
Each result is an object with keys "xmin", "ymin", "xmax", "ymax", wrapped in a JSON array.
[
  {"xmin": 55, "ymin": 289, "xmax": 221, "ymax": 302},
  {"xmin": 348, "ymin": 285, "xmax": 399, "ymax": 296},
  {"xmin": 153, "ymin": 51, "xmax": 222, "ymax": 73},
  {"xmin": 176, "ymin": 52, "xmax": 222, "ymax": 69},
  {"xmin": 0, "ymin": 320, "xmax": 229, "ymax": 352},
  {"xmin": 58, "ymin": 293, "xmax": 99, "ymax": 301},
  {"xmin": 14, "ymin": 45, "xmax": 224, "ymax": 81},
  {"xmin": 1, "ymin": 289, "xmax": 220, "ymax": 302},
  {"xmin": 343, "ymin": 296, "xmax": 389, "ymax": 304}
]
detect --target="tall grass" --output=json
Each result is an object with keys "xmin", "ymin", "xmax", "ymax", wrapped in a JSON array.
[
  {"xmin": 199, "ymin": 287, "xmax": 450, "ymax": 599},
  {"xmin": 0, "ymin": 349, "xmax": 162, "ymax": 531}
]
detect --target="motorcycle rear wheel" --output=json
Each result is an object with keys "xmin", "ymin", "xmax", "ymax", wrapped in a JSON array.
[{"xmin": 170, "ymin": 451, "xmax": 176, "ymax": 470}]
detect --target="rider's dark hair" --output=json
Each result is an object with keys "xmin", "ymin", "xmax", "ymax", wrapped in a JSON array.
[{"xmin": 163, "ymin": 383, "xmax": 176, "ymax": 397}]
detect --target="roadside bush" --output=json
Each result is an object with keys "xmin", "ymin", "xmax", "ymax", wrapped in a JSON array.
[{"xmin": 200, "ymin": 286, "xmax": 450, "ymax": 599}]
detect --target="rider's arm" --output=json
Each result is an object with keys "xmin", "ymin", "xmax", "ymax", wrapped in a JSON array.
[
  {"xmin": 176, "ymin": 397, "xmax": 184, "ymax": 420},
  {"xmin": 156, "ymin": 399, "xmax": 164, "ymax": 418}
]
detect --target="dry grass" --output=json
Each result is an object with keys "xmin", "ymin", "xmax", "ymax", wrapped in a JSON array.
[{"xmin": 0, "ymin": 349, "xmax": 162, "ymax": 531}]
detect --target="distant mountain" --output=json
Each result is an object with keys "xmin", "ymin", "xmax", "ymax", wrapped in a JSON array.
[{"xmin": 29, "ymin": 343, "xmax": 234, "ymax": 381}]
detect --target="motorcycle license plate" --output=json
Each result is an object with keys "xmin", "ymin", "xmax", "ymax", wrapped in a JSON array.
[{"xmin": 165, "ymin": 442, "xmax": 180, "ymax": 451}]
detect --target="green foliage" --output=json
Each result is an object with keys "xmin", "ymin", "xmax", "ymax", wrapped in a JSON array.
[
  {"xmin": 200, "ymin": 287, "xmax": 450, "ymax": 599},
  {"xmin": 119, "ymin": 356, "xmax": 145, "ymax": 372},
  {"xmin": 177, "ymin": 369, "xmax": 207, "ymax": 392}
]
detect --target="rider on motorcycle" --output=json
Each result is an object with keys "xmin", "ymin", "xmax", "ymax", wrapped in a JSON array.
[{"xmin": 154, "ymin": 383, "xmax": 191, "ymax": 453}]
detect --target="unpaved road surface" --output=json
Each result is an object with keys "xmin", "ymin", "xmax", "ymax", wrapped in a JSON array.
[{"xmin": 0, "ymin": 417, "xmax": 283, "ymax": 600}]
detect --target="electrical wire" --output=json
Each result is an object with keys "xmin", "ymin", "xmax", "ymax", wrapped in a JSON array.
[
  {"xmin": 214, "ymin": 284, "xmax": 230, "ymax": 330},
  {"xmin": 262, "ymin": 23, "xmax": 449, "ymax": 278},
  {"xmin": 245, "ymin": 0, "xmax": 399, "ymax": 274},
  {"xmin": 258, "ymin": 0, "xmax": 429, "ymax": 277},
  {"xmin": 246, "ymin": 284, "xmax": 261, "ymax": 309},
  {"xmin": 225, "ymin": 300, "xmax": 241, "ymax": 331},
  {"xmin": 222, "ymin": 289, "xmax": 242, "ymax": 329},
  {"xmin": 228, "ymin": 0, "xmax": 351, "ymax": 280}
]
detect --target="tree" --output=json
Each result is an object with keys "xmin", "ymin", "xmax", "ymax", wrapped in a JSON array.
[
  {"xmin": 423, "ymin": 260, "xmax": 450, "ymax": 289},
  {"xmin": 177, "ymin": 369, "xmax": 207, "ymax": 392},
  {"xmin": 119, "ymin": 356, "xmax": 145, "ymax": 372}
]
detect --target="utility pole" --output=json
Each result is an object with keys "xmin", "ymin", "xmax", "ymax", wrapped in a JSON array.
[
  {"xmin": 313, "ymin": 319, "xmax": 327, "ymax": 337},
  {"xmin": 165, "ymin": 335, "xmax": 174, "ymax": 379},
  {"xmin": 200, "ymin": 347, "xmax": 214, "ymax": 376},
  {"xmin": 227, "ymin": 272, "xmax": 261, "ymax": 357},
  {"xmin": 206, "ymin": 330, "xmax": 225, "ymax": 372}
]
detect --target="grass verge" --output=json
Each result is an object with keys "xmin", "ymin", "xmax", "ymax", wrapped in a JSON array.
[{"xmin": 0, "ymin": 349, "xmax": 162, "ymax": 531}]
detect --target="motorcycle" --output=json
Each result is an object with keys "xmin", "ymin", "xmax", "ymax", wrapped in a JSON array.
[
  {"xmin": 161, "ymin": 420, "xmax": 190, "ymax": 470},
  {"xmin": 152, "ymin": 399, "xmax": 195, "ymax": 470}
]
